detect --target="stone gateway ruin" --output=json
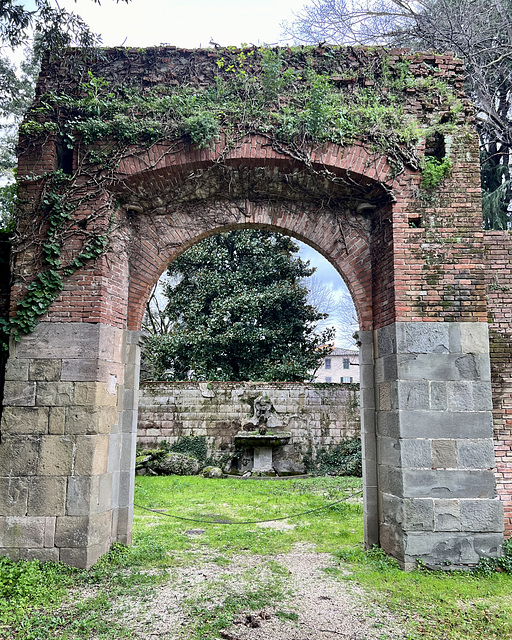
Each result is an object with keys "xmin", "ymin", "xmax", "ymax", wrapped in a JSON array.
[{"xmin": 1, "ymin": 45, "xmax": 510, "ymax": 570}]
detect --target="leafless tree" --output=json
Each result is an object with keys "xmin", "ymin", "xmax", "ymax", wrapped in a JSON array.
[{"xmin": 282, "ymin": 0, "xmax": 512, "ymax": 228}]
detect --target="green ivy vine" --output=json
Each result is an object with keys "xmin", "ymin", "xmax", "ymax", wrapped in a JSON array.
[{"xmin": 0, "ymin": 170, "xmax": 113, "ymax": 351}]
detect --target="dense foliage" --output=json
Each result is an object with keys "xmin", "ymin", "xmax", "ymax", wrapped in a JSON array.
[
  {"xmin": 304, "ymin": 437, "xmax": 362, "ymax": 476},
  {"xmin": 142, "ymin": 230, "xmax": 334, "ymax": 381}
]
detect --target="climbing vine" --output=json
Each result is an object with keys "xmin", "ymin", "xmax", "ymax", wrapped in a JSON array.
[{"xmin": 3, "ymin": 45, "xmax": 467, "ymax": 351}]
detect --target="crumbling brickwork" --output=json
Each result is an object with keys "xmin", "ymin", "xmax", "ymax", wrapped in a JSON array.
[{"xmin": 484, "ymin": 231, "xmax": 512, "ymax": 534}]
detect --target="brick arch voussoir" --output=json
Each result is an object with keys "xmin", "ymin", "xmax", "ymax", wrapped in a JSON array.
[
  {"xmin": 126, "ymin": 198, "xmax": 374, "ymax": 333},
  {"xmin": 116, "ymin": 135, "xmax": 402, "ymax": 194}
]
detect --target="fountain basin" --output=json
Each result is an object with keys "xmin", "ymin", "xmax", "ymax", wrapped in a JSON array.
[
  {"xmin": 234, "ymin": 431, "xmax": 291, "ymax": 474},
  {"xmin": 234, "ymin": 432, "xmax": 291, "ymax": 448}
]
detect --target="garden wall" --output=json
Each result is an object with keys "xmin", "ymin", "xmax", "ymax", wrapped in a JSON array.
[{"xmin": 137, "ymin": 381, "xmax": 360, "ymax": 474}]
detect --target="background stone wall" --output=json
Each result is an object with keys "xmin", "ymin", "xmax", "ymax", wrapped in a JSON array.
[{"xmin": 137, "ymin": 381, "xmax": 360, "ymax": 474}]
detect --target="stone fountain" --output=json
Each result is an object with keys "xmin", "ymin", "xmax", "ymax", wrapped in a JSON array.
[{"xmin": 234, "ymin": 395, "xmax": 291, "ymax": 475}]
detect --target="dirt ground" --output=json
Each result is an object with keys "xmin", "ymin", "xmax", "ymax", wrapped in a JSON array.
[{"xmin": 113, "ymin": 541, "xmax": 409, "ymax": 640}]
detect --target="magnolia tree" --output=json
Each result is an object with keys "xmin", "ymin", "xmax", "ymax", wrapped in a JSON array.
[{"xmin": 142, "ymin": 230, "xmax": 335, "ymax": 382}]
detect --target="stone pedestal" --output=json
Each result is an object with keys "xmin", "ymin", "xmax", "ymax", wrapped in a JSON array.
[{"xmin": 253, "ymin": 446, "xmax": 273, "ymax": 473}]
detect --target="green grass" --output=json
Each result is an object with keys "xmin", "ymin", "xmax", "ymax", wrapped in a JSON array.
[
  {"xmin": 132, "ymin": 474, "xmax": 363, "ymax": 559},
  {"xmin": 1, "ymin": 475, "xmax": 512, "ymax": 639},
  {"xmin": 333, "ymin": 546, "xmax": 512, "ymax": 640}
]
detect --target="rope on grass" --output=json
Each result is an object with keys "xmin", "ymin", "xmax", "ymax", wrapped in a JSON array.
[{"xmin": 133, "ymin": 490, "xmax": 363, "ymax": 525}]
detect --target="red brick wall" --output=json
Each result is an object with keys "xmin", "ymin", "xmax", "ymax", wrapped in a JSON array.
[
  {"xmin": 485, "ymin": 231, "xmax": 512, "ymax": 534},
  {"xmin": 12, "ymin": 46, "xmax": 485, "ymax": 336}
]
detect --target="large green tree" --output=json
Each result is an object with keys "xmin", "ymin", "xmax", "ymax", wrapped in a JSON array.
[
  {"xmin": 142, "ymin": 230, "xmax": 334, "ymax": 382},
  {"xmin": 282, "ymin": 0, "xmax": 512, "ymax": 229}
]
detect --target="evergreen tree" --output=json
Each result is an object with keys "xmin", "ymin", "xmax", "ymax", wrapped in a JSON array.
[{"xmin": 142, "ymin": 230, "xmax": 334, "ymax": 381}]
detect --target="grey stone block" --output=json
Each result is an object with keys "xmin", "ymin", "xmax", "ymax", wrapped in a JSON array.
[
  {"xmin": 59, "ymin": 540, "xmax": 111, "ymax": 569},
  {"xmin": 0, "ymin": 436, "xmax": 40, "ymax": 475},
  {"xmin": 5, "ymin": 358, "xmax": 29, "ymax": 381},
  {"xmin": 1, "ymin": 406, "xmax": 49, "ymax": 435},
  {"xmin": 379, "ymin": 382, "xmax": 392, "ymax": 411},
  {"xmin": 398, "ymin": 410, "xmax": 493, "ymax": 439},
  {"xmin": 447, "ymin": 381, "xmax": 474, "ymax": 411},
  {"xmin": 448, "ymin": 323, "xmax": 462, "ymax": 353},
  {"xmin": 61, "ymin": 359, "xmax": 124, "ymax": 383},
  {"xmin": 27, "ymin": 477, "xmax": 67, "ymax": 516},
  {"xmin": 363, "ymin": 486, "xmax": 379, "ymax": 548},
  {"xmin": 401, "ymin": 439, "xmax": 432, "ymax": 468},
  {"xmin": 0, "ymin": 516, "xmax": 46, "ymax": 548},
  {"xmin": 434, "ymin": 499, "xmax": 461, "ymax": 531},
  {"xmin": 379, "ymin": 521, "xmax": 405, "ymax": 560},
  {"xmin": 115, "ymin": 505, "xmax": 134, "ymax": 546},
  {"xmin": 382, "ymin": 494, "xmax": 434, "ymax": 531},
  {"xmin": 66, "ymin": 475, "xmax": 112, "ymax": 516},
  {"xmin": 29, "ymin": 359, "xmax": 62, "ymax": 381},
  {"xmin": 404, "ymin": 532, "xmax": 503, "ymax": 567},
  {"xmin": 397, "ymin": 322, "xmax": 450, "ymax": 354},
  {"xmin": 361, "ymin": 427, "xmax": 377, "ymax": 461},
  {"xmin": 430, "ymin": 382, "xmax": 447, "ymax": 410},
  {"xmin": 125, "ymin": 330, "xmax": 142, "ymax": 346},
  {"xmin": 376, "ymin": 410, "xmax": 400, "ymax": 439},
  {"xmin": 402, "ymin": 469, "xmax": 497, "ymax": 499},
  {"xmin": 3, "ymin": 381, "xmax": 36, "ymax": 406},
  {"xmin": 38, "ymin": 435, "xmax": 75, "ymax": 476},
  {"xmin": 358, "ymin": 330, "xmax": 373, "ymax": 365},
  {"xmin": 74, "ymin": 435, "xmax": 110, "ymax": 476},
  {"xmin": 460, "ymin": 499, "xmax": 504, "ymax": 532},
  {"xmin": 117, "ymin": 470, "xmax": 134, "ymax": 507},
  {"xmin": 36, "ymin": 382, "xmax": 74, "ymax": 406},
  {"xmin": 378, "ymin": 465, "xmax": 404, "ymax": 496},
  {"xmin": 360, "ymin": 408, "xmax": 375, "ymax": 434},
  {"xmin": 360, "ymin": 364, "xmax": 374, "ymax": 390},
  {"xmin": 362, "ymin": 455, "xmax": 378, "ymax": 486},
  {"xmin": 55, "ymin": 511, "xmax": 112, "ymax": 548},
  {"xmin": 19, "ymin": 547, "xmax": 60, "ymax": 562},
  {"xmin": 16, "ymin": 323, "xmax": 101, "ymax": 359},
  {"xmin": 472, "ymin": 382, "xmax": 493, "ymax": 411},
  {"xmin": 377, "ymin": 324, "xmax": 396, "ymax": 357},
  {"xmin": 0, "ymin": 477, "xmax": 29, "ymax": 516},
  {"xmin": 403, "ymin": 498, "xmax": 434, "ymax": 530},
  {"xmin": 397, "ymin": 381, "xmax": 430, "ymax": 411},
  {"xmin": 457, "ymin": 439, "xmax": 496, "ymax": 469},
  {"xmin": 360, "ymin": 387, "xmax": 375, "ymax": 410},
  {"xmin": 396, "ymin": 353, "xmax": 491, "ymax": 382},
  {"xmin": 378, "ymin": 436, "xmax": 400, "ymax": 466},
  {"xmin": 49, "ymin": 407, "xmax": 66, "ymax": 435},
  {"xmin": 460, "ymin": 323, "xmax": 489, "ymax": 355},
  {"xmin": 432, "ymin": 439, "xmax": 457, "ymax": 469}
]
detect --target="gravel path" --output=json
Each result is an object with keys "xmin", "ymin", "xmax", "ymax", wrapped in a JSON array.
[{"xmin": 116, "ymin": 543, "xmax": 408, "ymax": 640}]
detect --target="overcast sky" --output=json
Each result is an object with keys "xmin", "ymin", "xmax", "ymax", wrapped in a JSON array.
[
  {"xmin": 43, "ymin": 0, "xmax": 358, "ymax": 345},
  {"xmin": 58, "ymin": 0, "xmax": 299, "ymax": 49}
]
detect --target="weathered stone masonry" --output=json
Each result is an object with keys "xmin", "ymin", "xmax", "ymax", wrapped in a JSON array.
[
  {"xmin": 137, "ymin": 381, "xmax": 361, "ymax": 473},
  {"xmin": 0, "ymin": 46, "xmax": 503, "ymax": 569}
]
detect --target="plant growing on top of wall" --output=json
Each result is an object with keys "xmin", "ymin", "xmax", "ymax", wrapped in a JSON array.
[{"xmin": 2, "ymin": 46, "xmax": 468, "ymax": 352}]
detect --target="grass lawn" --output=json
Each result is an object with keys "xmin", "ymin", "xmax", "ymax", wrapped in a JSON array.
[{"xmin": 1, "ymin": 475, "xmax": 512, "ymax": 639}]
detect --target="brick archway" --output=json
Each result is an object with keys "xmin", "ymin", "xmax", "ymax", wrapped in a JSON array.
[{"xmin": 0, "ymin": 46, "xmax": 503, "ymax": 569}]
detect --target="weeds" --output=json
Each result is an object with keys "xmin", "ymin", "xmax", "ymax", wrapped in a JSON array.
[{"xmin": 1, "ymin": 476, "xmax": 512, "ymax": 639}]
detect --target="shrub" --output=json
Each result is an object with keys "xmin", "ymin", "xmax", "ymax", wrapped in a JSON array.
[{"xmin": 305, "ymin": 438, "xmax": 362, "ymax": 477}]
